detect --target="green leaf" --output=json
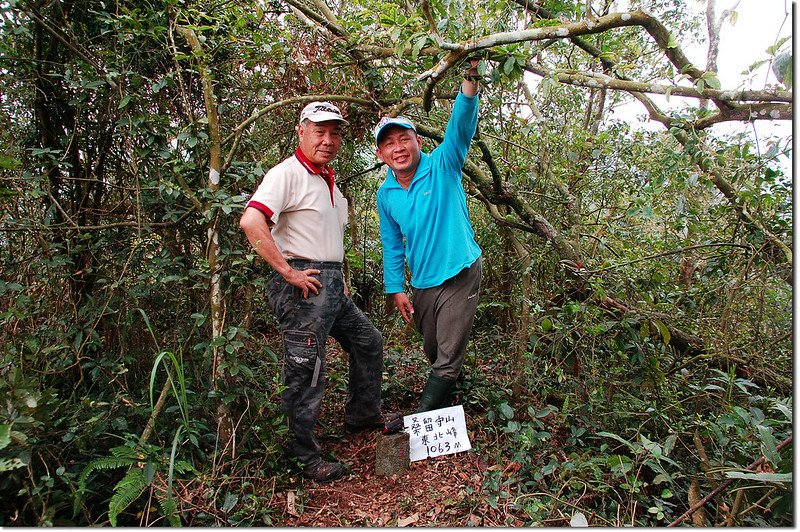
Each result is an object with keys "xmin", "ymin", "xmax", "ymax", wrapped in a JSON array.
[
  {"xmin": 731, "ymin": 405, "xmax": 750, "ymax": 425},
  {"xmin": 505, "ymin": 420, "xmax": 521, "ymax": 432},
  {"xmin": 640, "ymin": 434, "xmax": 662, "ymax": 457},
  {"xmin": 222, "ymin": 492, "xmax": 239, "ymax": 513},
  {"xmin": 663, "ymin": 434, "xmax": 677, "ymax": 456},
  {"xmin": 772, "ymin": 402, "xmax": 792, "ymax": 421},
  {"xmin": 758, "ymin": 425, "xmax": 779, "ymax": 467},
  {"xmin": 394, "ymin": 38, "xmax": 408, "ymax": 58},
  {"xmin": 0, "ymin": 155, "xmax": 20, "ymax": 170},
  {"xmin": 598, "ymin": 51, "xmax": 618, "ymax": 62},
  {"xmin": 597, "ymin": 431, "xmax": 636, "ymax": 452},
  {"xmin": 724, "ymin": 471, "xmax": 791, "ymax": 484},
  {"xmin": 143, "ymin": 461, "xmax": 156, "ymax": 485},
  {"xmin": 238, "ymin": 364, "xmax": 254, "ymax": 379},
  {"xmin": 163, "ymin": 426, "xmax": 183, "ymax": 527},
  {"xmin": 0, "ymin": 424, "xmax": 10, "ymax": 451},
  {"xmin": 766, "ymin": 36, "xmax": 791, "ymax": 56},
  {"xmin": 118, "ymin": 95, "xmax": 132, "ymax": 110},
  {"xmin": 771, "ymin": 50, "xmax": 792, "ymax": 88},
  {"xmin": 744, "ymin": 58, "xmax": 767, "ymax": 74},
  {"xmin": 503, "ymin": 56, "xmax": 516, "ymax": 75},
  {"xmin": 389, "ymin": 26, "xmax": 402, "ymax": 43},
  {"xmin": 412, "ymin": 34, "xmax": 427, "ymax": 61},
  {"xmin": 695, "ymin": 78, "xmax": 705, "ymax": 92},
  {"xmin": 652, "ymin": 319, "xmax": 671, "ymax": 345},
  {"xmin": 606, "ymin": 454, "xmax": 633, "ymax": 474},
  {"xmin": 0, "ymin": 458, "xmax": 26, "ymax": 472},
  {"xmin": 137, "ymin": 308, "xmax": 160, "ymax": 350},
  {"xmin": 160, "ymin": 497, "xmax": 180, "ymax": 527},
  {"xmin": 703, "ymin": 74, "xmax": 721, "ymax": 89}
]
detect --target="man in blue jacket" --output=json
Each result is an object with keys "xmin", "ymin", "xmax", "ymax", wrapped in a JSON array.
[{"xmin": 375, "ymin": 60, "xmax": 482, "ymax": 412}]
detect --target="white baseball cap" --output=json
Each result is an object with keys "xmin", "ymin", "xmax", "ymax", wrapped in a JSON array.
[
  {"xmin": 373, "ymin": 116, "xmax": 417, "ymax": 145},
  {"xmin": 299, "ymin": 101, "xmax": 349, "ymax": 125}
]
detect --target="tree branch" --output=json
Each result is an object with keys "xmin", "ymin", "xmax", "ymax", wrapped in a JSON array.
[
  {"xmin": 506, "ymin": 12, "xmax": 792, "ymax": 282},
  {"xmin": 587, "ymin": 242, "xmax": 754, "ymax": 273},
  {"xmin": 18, "ymin": 0, "xmax": 117, "ymax": 90},
  {"xmin": 222, "ymin": 95, "xmax": 373, "ymax": 172},
  {"xmin": 418, "ymin": 10, "xmax": 700, "ymax": 83},
  {"xmin": 667, "ymin": 435, "xmax": 793, "ymax": 527},
  {"xmin": 524, "ymin": 63, "xmax": 792, "ymax": 104},
  {"xmin": 284, "ymin": 0, "xmax": 346, "ymax": 37}
]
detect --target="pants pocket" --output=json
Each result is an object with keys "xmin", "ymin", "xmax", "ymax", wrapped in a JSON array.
[
  {"xmin": 267, "ymin": 275, "xmax": 300, "ymax": 322},
  {"xmin": 283, "ymin": 330, "xmax": 323, "ymax": 388}
]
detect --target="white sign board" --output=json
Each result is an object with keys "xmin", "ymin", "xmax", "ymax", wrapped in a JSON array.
[{"xmin": 404, "ymin": 405, "xmax": 471, "ymax": 462}]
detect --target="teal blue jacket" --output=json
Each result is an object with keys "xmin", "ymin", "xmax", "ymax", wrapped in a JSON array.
[{"xmin": 377, "ymin": 92, "xmax": 482, "ymax": 293}]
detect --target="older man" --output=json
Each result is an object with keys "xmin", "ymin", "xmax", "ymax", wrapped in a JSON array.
[
  {"xmin": 240, "ymin": 102, "xmax": 384, "ymax": 483},
  {"xmin": 375, "ymin": 61, "xmax": 483, "ymax": 413}
]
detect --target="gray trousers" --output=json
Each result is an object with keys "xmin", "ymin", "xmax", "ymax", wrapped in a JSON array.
[
  {"xmin": 412, "ymin": 256, "xmax": 482, "ymax": 380},
  {"xmin": 267, "ymin": 260, "xmax": 383, "ymax": 467}
]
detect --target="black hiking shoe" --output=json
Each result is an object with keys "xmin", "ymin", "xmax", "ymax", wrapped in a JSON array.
[
  {"xmin": 344, "ymin": 418, "xmax": 384, "ymax": 435},
  {"xmin": 344, "ymin": 412, "xmax": 402, "ymax": 435},
  {"xmin": 302, "ymin": 460, "xmax": 345, "ymax": 482}
]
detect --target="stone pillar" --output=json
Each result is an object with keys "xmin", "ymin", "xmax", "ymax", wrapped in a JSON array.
[{"xmin": 375, "ymin": 432, "xmax": 410, "ymax": 476}]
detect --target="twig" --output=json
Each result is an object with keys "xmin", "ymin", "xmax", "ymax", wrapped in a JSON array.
[
  {"xmin": 737, "ymin": 486, "xmax": 779, "ymax": 519},
  {"xmin": 512, "ymin": 492, "xmax": 614, "ymax": 527},
  {"xmin": 667, "ymin": 434, "xmax": 792, "ymax": 527},
  {"xmin": 586, "ymin": 242, "xmax": 752, "ymax": 273}
]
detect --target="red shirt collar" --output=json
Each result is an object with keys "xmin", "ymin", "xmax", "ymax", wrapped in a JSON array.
[
  {"xmin": 295, "ymin": 148, "xmax": 335, "ymax": 180},
  {"xmin": 295, "ymin": 148, "xmax": 336, "ymax": 206}
]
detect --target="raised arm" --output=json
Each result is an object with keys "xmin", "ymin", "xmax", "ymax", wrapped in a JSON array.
[
  {"xmin": 461, "ymin": 58, "xmax": 480, "ymax": 97},
  {"xmin": 437, "ymin": 58, "xmax": 481, "ymax": 172}
]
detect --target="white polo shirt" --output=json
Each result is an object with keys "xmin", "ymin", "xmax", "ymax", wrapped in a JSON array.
[{"xmin": 247, "ymin": 152, "xmax": 348, "ymax": 262}]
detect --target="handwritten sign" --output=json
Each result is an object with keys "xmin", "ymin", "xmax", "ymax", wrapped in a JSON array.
[{"xmin": 404, "ymin": 405, "xmax": 471, "ymax": 462}]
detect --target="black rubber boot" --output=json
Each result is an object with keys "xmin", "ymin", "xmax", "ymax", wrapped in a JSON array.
[{"xmin": 415, "ymin": 374, "xmax": 456, "ymax": 413}]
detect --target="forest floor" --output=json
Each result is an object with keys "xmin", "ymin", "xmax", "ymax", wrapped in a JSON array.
[
  {"xmin": 259, "ymin": 339, "xmax": 533, "ymax": 527},
  {"xmin": 264, "ymin": 428, "xmax": 525, "ymax": 527}
]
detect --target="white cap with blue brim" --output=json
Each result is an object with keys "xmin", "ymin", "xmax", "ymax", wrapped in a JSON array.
[{"xmin": 373, "ymin": 116, "xmax": 417, "ymax": 145}]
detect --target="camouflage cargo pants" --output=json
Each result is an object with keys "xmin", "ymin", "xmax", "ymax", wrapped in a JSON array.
[{"xmin": 267, "ymin": 260, "xmax": 384, "ymax": 467}]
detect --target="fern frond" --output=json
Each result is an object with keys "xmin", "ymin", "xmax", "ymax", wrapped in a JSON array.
[
  {"xmin": 159, "ymin": 496, "xmax": 181, "ymax": 527},
  {"xmin": 78, "ymin": 456, "xmax": 138, "ymax": 494},
  {"xmin": 109, "ymin": 445, "xmax": 142, "ymax": 459},
  {"xmin": 172, "ymin": 460, "xmax": 195, "ymax": 474},
  {"xmin": 109, "ymin": 467, "xmax": 148, "ymax": 527}
]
